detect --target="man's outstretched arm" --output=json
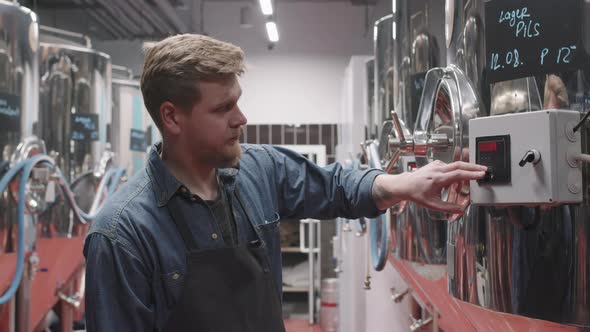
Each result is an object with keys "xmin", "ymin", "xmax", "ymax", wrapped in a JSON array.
[{"xmin": 372, "ymin": 160, "xmax": 487, "ymax": 213}]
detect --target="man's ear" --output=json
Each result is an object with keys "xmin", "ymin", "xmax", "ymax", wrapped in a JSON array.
[{"xmin": 160, "ymin": 101, "xmax": 182, "ymax": 135}]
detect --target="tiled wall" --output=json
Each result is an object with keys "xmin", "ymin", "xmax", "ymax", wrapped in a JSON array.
[{"xmin": 241, "ymin": 124, "xmax": 338, "ymax": 164}]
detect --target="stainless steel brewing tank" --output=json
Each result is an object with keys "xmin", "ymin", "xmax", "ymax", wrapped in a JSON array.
[
  {"xmin": 444, "ymin": 0, "xmax": 486, "ymax": 107},
  {"xmin": 447, "ymin": 75, "xmax": 590, "ymax": 327},
  {"xmin": 111, "ymin": 78, "xmax": 153, "ymax": 176},
  {"xmin": 443, "ymin": 0, "xmax": 590, "ymax": 325},
  {"xmin": 39, "ymin": 43, "xmax": 111, "ymax": 180},
  {"xmin": 390, "ymin": 0, "xmax": 449, "ymax": 280},
  {"xmin": 0, "ymin": 2, "xmax": 39, "ymax": 253},
  {"xmin": 38, "ymin": 43, "xmax": 111, "ymax": 237}
]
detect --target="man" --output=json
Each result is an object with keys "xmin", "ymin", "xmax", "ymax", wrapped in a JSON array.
[{"xmin": 84, "ymin": 34, "xmax": 486, "ymax": 331}]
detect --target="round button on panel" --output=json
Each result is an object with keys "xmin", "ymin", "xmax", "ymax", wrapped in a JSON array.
[{"xmin": 568, "ymin": 169, "xmax": 582, "ymax": 195}]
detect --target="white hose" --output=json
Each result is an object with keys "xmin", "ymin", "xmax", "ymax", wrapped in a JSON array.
[{"xmin": 89, "ymin": 169, "xmax": 116, "ymax": 215}]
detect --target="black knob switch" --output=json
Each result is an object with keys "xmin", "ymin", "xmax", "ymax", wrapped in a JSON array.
[
  {"xmin": 519, "ymin": 150, "xmax": 541, "ymax": 167},
  {"xmin": 477, "ymin": 166, "xmax": 495, "ymax": 184}
]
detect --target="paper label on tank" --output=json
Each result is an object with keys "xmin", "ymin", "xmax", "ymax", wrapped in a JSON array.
[
  {"xmin": 130, "ymin": 129, "xmax": 147, "ymax": 152},
  {"xmin": 0, "ymin": 92, "xmax": 21, "ymax": 132},
  {"xmin": 71, "ymin": 113, "xmax": 99, "ymax": 142}
]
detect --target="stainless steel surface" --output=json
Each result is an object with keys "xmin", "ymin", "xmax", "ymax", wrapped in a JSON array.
[
  {"xmin": 411, "ymin": 33, "xmax": 434, "ymax": 74},
  {"xmin": 414, "ymin": 65, "xmax": 483, "ymax": 220},
  {"xmin": 490, "ymin": 77, "xmax": 542, "ymax": 115},
  {"xmin": 382, "ymin": 0, "xmax": 451, "ymax": 279},
  {"xmin": 447, "ymin": 74, "xmax": 590, "ymax": 325},
  {"xmin": 444, "ymin": 0, "xmax": 590, "ymax": 325},
  {"xmin": 39, "ymin": 25, "xmax": 91, "ymax": 48},
  {"xmin": 389, "ymin": 65, "xmax": 482, "ymax": 278},
  {"xmin": 374, "ymin": 14, "xmax": 395, "ymax": 143},
  {"xmin": 395, "ymin": 202, "xmax": 447, "ymax": 265},
  {"xmin": 39, "ymin": 43, "xmax": 111, "ymax": 181},
  {"xmin": 0, "ymin": 2, "xmax": 39, "ymax": 255},
  {"xmin": 449, "ymin": 202, "xmax": 590, "ymax": 326},
  {"xmin": 445, "ymin": 0, "xmax": 485, "ymax": 93},
  {"xmin": 112, "ymin": 64, "xmax": 133, "ymax": 80},
  {"xmin": 38, "ymin": 42, "xmax": 111, "ymax": 237},
  {"xmin": 365, "ymin": 59, "xmax": 376, "ymax": 140},
  {"xmin": 414, "ymin": 66, "xmax": 482, "ymax": 167}
]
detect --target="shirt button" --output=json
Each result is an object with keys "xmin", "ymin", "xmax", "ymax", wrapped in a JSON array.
[
  {"xmin": 172, "ymin": 273, "xmax": 181, "ymax": 280},
  {"xmin": 180, "ymin": 187, "xmax": 188, "ymax": 193},
  {"xmin": 211, "ymin": 233, "xmax": 218, "ymax": 240}
]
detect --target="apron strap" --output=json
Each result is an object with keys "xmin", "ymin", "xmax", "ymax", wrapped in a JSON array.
[{"xmin": 167, "ymin": 195, "xmax": 200, "ymax": 251}]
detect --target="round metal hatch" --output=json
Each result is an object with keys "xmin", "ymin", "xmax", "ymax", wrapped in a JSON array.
[
  {"xmin": 413, "ymin": 65, "xmax": 482, "ymax": 166},
  {"xmin": 413, "ymin": 65, "xmax": 484, "ymax": 219}
]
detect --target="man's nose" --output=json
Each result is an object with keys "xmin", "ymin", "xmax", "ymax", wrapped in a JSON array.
[{"xmin": 231, "ymin": 106, "xmax": 247, "ymax": 127}]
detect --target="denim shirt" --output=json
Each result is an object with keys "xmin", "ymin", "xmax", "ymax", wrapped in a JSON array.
[{"xmin": 84, "ymin": 143, "xmax": 384, "ymax": 331}]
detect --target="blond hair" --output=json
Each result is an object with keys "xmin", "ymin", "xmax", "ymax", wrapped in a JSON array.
[{"xmin": 140, "ymin": 34, "xmax": 245, "ymax": 129}]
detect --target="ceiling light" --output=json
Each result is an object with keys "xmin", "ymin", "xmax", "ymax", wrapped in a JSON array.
[
  {"xmin": 259, "ymin": 0, "xmax": 273, "ymax": 15},
  {"xmin": 266, "ymin": 21, "xmax": 279, "ymax": 42}
]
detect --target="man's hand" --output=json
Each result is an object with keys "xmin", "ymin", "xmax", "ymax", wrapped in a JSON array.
[{"xmin": 372, "ymin": 160, "xmax": 487, "ymax": 214}]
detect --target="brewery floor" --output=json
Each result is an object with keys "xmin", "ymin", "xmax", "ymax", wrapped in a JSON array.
[{"xmin": 284, "ymin": 319, "xmax": 323, "ymax": 332}]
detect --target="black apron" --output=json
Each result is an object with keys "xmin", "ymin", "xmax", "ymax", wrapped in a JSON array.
[{"xmin": 163, "ymin": 190, "xmax": 285, "ymax": 332}]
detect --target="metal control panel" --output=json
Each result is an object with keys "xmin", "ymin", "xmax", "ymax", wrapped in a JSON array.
[{"xmin": 469, "ymin": 110, "xmax": 582, "ymax": 205}]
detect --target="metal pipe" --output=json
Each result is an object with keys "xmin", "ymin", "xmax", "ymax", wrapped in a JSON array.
[
  {"xmin": 85, "ymin": 9, "xmax": 127, "ymax": 39},
  {"xmin": 127, "ymin": 0, "xmax": 175, "ymax": 36},
  {"xmin": 39, "ymin": 25, "xmax": 92, "ymax": 48},
  {"xmin": 72, "ymin": 0, "xmax": 128, "ymax": 39},
  {"xmin": 94, "ymin": 0, "xmax": 143, "ymax": 36},
  {"xmin": 153, "ymin": 0, "xmax": 188, "ymax": 33},
  {"xmin": 111, "ymin": 0, "xmax": 156, "ymax": 36},
  {"xmin": 112, "ymin": 65, "xmax": 133, "ymax": 79}
]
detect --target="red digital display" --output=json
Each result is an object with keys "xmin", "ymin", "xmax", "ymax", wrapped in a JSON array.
[{"xmin": 479, "ymin": 141, "xmax": 498, "ymax": 152}]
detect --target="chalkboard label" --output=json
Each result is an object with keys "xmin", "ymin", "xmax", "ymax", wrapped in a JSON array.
[
  {"xmin": 0, "ymin": 93, "xmax": 20, "ymax": 132},
  {"xmin": 485, "ymin": 0, "xmax": 586, "ymax": 83},
  {"xmin": 71, "ymin": 113, "xmax": 99, "ymax": 142},
  {"xmin": 130, "ymin": 129, "xmax": 147, "ymax": 152}
]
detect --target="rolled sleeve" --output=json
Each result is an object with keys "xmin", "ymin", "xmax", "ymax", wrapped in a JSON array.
[
  {"xmin": 356, "ymin": 169, "xmax": 387, "ymax": 218},
  {"xmin": 84, "ymin": 233, "xmax": 155, "ymax": 332}
]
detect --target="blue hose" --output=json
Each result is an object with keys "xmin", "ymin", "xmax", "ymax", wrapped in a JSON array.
[
  {"xmin": 107, "ymin": 168, "xmax": 126, "ymax": 195},
  {"xmin": 367, "ymin": 143, "xmax": 389, "ymax": 271},
  {"xmin": 0, "ymin": 154, "xmax": 53, "ymax": 304},
  {"xmin": 0, "ymin": 161, "xmax": 9, "ymax": 175},
  {"xmin": 0, "ymin": 157, "xmax": 126, "ymax": 304},
  {"xmin": 51, "ymin": 166, "xmax": 124, "ymax": 221}
]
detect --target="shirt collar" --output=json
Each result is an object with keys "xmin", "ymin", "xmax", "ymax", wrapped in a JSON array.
[{"xmin": 147, "ymin": 142, "xmax": 240, "ymax": 207}]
